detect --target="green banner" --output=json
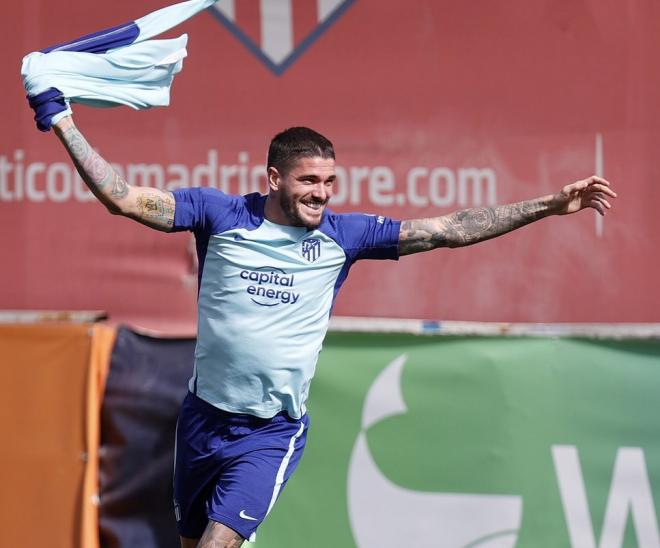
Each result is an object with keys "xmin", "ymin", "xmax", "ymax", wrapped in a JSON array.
[{"xmin": 252, "ymin": 333, "xmax": 660, "ymax": 548}]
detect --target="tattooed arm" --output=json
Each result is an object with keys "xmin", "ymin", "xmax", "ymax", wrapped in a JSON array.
[
  {"xmin": 52, "ymin": 116, "xmax": 175, "ymax": 231},
  {"xmin": 399, "ymin": 176, "xmax": 616, "ymax": 255}
]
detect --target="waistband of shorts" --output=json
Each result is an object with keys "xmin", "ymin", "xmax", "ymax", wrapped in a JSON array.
[{"xmin": 185, "ymin": 391, "xmax": 303, "ymax": 425}]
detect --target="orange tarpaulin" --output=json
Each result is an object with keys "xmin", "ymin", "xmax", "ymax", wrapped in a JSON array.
[{"xmin": 0, "ymin": 323, "xmax": 115, "ymax": 548}]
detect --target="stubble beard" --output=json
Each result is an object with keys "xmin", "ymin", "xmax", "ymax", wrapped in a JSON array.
[{"xmin": 280, "ymin": 190, "xmax": 325, "ymax": 230}]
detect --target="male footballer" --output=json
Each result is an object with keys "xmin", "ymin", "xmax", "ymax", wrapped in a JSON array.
[{"xmin": 46, "ymin": 115, "xmax": 616, "ymax": 548}]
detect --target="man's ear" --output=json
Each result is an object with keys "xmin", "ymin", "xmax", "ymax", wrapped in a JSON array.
[{"xmin": 267, "ymin": 167, "xmax": 281, "ymax": 192}]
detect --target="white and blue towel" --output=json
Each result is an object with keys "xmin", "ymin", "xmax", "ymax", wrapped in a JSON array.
[{"xmin": 22, "ymin": 0, "xmax": 218, "ymax": 130}]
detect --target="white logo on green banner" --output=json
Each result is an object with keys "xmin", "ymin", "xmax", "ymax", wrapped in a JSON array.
[
  {"xmin": 348, "ymin": 355, "xmax": 522, "ymax": 547},
  {"xmin": 347, "ymin": 350, "xmax": 660, "ymax": 547}
]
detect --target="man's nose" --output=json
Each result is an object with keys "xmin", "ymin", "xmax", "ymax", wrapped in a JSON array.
[{"xmin": 311, "ymin": 182, "xmax": 330, "ymax": 200}]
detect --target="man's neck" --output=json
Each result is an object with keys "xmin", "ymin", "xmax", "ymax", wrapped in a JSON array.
[{"xmin": 264, "ymin": 195, "xmax": 291, "ymax": 226}]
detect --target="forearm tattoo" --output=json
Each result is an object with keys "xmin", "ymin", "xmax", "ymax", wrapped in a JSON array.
[
  {"xmin": 59, "ymin": 125, "xmax": 174, "ymax": 230},
  {"xmin": 61, "ymin": 126, "xmax": 129, "ymax": 199},
  {"xmin": 399, "ymin": 199, "xmax": 549, "ymax": 255}
]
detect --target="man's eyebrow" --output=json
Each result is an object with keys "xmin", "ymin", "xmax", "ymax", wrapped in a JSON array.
[{"xmin": 297, "ymin": 173, "xmax": 336, "ymax": 181}]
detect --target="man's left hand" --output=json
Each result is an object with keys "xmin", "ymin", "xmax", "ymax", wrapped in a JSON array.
[{"xmin": 551, "ymin": 176, "xmax": 617, "ymax": 216}]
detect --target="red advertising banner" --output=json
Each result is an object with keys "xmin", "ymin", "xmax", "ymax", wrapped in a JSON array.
[{"xmin": 1, "ymin": 0, "xmax": 658, "ymax": 333}]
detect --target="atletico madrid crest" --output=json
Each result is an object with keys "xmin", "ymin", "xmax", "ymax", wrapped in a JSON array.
[
  {"xmin": 208, "ymin": 0, "xmax": 356, "ymax": 75},
  {"xmin": 302, "ymin": 238, "xmax": 321, "ymax": 262}
]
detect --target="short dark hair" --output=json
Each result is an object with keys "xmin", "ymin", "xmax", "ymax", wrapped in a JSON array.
[{"xmin": 267, "ymin": 127, "xmax": 335, "ymax": 175}]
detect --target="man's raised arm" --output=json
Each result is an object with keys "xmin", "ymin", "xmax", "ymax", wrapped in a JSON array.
[
  {"xmin": 53, "ymin": 115, "xmax": 175, "ymax": 231},
  {"xmin": 399, "ymin": 176, "xmax": 617, "ymax": 256}
]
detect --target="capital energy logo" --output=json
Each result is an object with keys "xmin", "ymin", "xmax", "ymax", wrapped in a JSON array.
[
  {"xmin": 240, "ymin": 266, "xmax": 299, "ymax": 306},
  {"xmin": 208, "ymin": 0, "xmax": 356, "ymax": 75}
]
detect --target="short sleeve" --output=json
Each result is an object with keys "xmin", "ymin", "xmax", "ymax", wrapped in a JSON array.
[
  {"xmin": 172, "ymin": 188, "xmax": 240, "ymax": 235},
  {"xmin": 322, "ymin": 212, "xmax": 401, "ymax": 261}
]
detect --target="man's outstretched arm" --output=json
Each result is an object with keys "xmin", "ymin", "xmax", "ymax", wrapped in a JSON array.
[
  {"xmin": 399, "ymin": 176, "xmax": 617, "ymax": 256},
  {"xmin": 53, "ymin": 115, "xmax": 175, "ymax": 231}
]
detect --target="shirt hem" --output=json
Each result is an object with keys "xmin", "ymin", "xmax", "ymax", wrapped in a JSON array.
[{"xmin": 194, "ymin": 390, "xmax": 303, "ymax": 420}]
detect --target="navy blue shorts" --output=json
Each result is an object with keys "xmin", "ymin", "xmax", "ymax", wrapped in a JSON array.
[{"xmin": 173, "ymin": 392, "xmax": 309, "ymax": 541}]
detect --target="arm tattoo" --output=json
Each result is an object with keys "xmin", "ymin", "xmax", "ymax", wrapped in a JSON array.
[
  {"xmin": 399, "ymin": 199, "xmax": 549, "ymax": 255},
  {"xmin": 198, "ymin": 521, "xmax": 245, "ymax": 547},
  {"xmin": 136, "ymin": 191, "xmax": 175, "ymax": 229},
  {"xmin": 60, "ymin": 125, "xmax": 129, "ymax": 203},
  {"xmin": 110, "ymin": 171, "xmax": 129, "ymax": 198},
  {"xmin": 58, "ymin": 123, "xmax": 175, "ymax": 230}
]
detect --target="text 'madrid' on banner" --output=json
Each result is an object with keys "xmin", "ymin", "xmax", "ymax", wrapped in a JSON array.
[{"xmin": 3, "ymin": 0, "xmax": 659, "ymax": 330}]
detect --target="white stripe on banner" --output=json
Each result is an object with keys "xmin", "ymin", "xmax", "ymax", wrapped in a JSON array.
[
  {"xmin": 266, "ymin": 421, "xmax": 305, "ymax": 516},
  {"xmin": 594, "ymin": 132, "xmax": 604, "ymax": 237},
  {"xmin": 260, "ymin": 0, "xmax": 293, "ymax": 64},
  {"xmin": 318, "ymin": 0, "xmax": 344, "ymax": 22},
  {"xmin": 214, "ymin": 0, "xmax": 235, "ymax": 21}
]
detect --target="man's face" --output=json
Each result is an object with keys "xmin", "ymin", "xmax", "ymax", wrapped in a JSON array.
[{"xmin": 272, "ymin": 156, "xmax": 336, "ymax": 229}]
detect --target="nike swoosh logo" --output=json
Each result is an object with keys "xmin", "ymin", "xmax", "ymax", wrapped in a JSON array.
[{"xmin": 239, "ymin": 510, "xmax": 258, "ymax": 521}]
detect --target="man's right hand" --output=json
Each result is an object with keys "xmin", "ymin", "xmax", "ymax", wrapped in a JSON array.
[{"xmin": 27, "ymin": 87, "xmax": 72, "ymax": 132}]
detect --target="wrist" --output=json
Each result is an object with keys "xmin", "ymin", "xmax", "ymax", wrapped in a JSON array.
[
  {"xmin": 541, "ymin": 193, "xmax": 562, "ymax": 216},
  {"xmin": 52, "ymin": 114, "xmax": 74, "ymax": 135}
]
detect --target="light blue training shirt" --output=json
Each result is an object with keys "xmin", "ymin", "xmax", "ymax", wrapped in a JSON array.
[
  {"xmin": 22, "ymin": 0, "xmax": 219, "ymax": 126},
  {"xmin": 173, "ymin": 188, "xmax": 401, "ymax": 419}
]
